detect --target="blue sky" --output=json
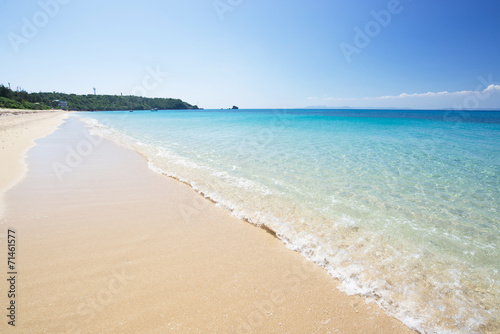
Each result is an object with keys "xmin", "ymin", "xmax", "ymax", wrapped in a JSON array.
[{"xmin": 1, "ymin": 0, "xmax": 499, "ymax": 109}]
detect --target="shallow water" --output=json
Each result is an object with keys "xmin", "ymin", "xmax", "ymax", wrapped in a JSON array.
[{"xmin": 78, "ymin": 109, "xmax": 500, "ymax": 333}]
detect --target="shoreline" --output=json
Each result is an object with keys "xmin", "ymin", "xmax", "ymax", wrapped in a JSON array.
[
  {"xmin": 0, "ymin": 114, "xmax": 415, "ymax": 333},
  {"xmin": 0, "ymin": 109, "xmax": 67, "ymax": 218}
]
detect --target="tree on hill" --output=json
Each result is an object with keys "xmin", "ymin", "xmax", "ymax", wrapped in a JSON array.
[{"xmin": 0, "ymin": 84, "xmax": 199, "ymax": 111}]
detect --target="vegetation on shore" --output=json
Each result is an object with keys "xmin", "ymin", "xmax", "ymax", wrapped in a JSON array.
[{"xmin": 0, "ymin": 84, "xmax": 199, "ymax": 111}]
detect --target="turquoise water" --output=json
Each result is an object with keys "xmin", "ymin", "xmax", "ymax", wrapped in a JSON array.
[{"xmin": 78, "ymin": 109, "xmax": 500, "ymax": 333}]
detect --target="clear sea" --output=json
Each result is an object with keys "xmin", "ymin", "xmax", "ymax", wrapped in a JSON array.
[{"xmin": 77, "ymin": 109, "xmax": 500, "ymax": 334}]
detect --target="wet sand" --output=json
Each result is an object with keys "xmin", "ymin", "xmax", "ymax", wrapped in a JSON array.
[
  {"xmin": 0, "ymin": 109, "xmax": 67, "ymax": 218},
  {"xmin": 0, "ymin": 114, "xmax": 415, "ymax": 333}
]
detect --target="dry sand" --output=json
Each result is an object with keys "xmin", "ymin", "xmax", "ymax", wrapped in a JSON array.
[{"xmin": 0, "ymin": 114, "xmax": 416, "ymax": 333}]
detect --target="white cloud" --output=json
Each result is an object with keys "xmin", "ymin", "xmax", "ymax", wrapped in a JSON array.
[
  {"xmin": 484, "ymin": 84, "xmax": 500, "ymax": 92},
  {"xmin": 322, "ymin": 84, "xmax": 500, "ymax": 109}
]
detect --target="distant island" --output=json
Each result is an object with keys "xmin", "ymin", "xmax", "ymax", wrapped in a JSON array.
[{"xmin": 0, "ymin": 84, "xmax": 199, "ymax": 111}]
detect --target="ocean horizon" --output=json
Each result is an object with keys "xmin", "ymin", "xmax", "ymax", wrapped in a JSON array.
[{"xmin": 78, "ymin": 108, "xmax": 500, "ymax": 333}]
